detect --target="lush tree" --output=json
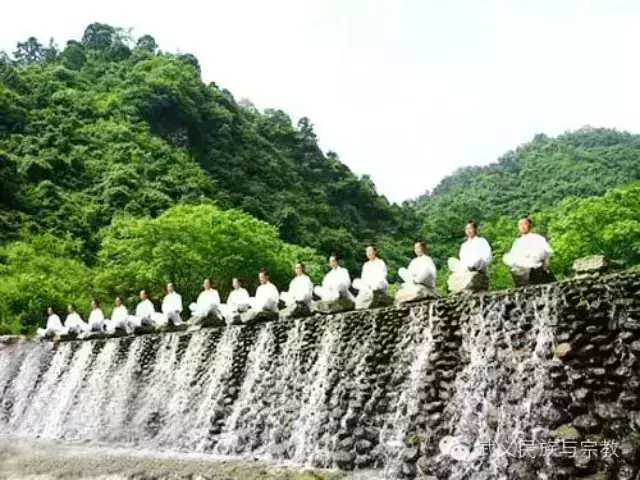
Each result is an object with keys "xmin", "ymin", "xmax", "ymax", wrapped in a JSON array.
[
  {"xmin": 0, "ymin": 234, "xmax": 93, "ymax": 334},
  {"xmin": 93, "ymin": 204, "xmax": 325, "ymax": 306},
  {"xmin": 13, "ymin": 37, "xmax": 44, "ymax": 65},
  {"xmin": 547, "ymin": 183, "xmax": 640, "ymax": 274}
]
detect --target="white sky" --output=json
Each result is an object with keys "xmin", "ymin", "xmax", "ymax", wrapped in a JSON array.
[{"xmin": 2, "ymin": 0, "xmax": 640, "ymax": 203}]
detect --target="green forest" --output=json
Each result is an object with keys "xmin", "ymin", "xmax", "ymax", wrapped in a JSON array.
[{"xmin": 1, "ymin": 23, "xmax": 639, "ymax": 334}]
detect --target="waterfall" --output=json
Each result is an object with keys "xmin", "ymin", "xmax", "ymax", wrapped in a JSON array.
[{"xmin": 1, "ymin": 271, "xmax": 639, "ymax": 479}]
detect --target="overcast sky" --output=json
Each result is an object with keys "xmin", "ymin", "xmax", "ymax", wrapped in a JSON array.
[{"xmin": 2, "ymin": 0, "xmax": 640, "ymax": 203}]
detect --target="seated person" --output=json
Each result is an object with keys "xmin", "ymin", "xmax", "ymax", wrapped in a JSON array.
[
  {"xmin": 37, "ymin": 307, "xmax": 65, "ymax": 338},
  {"xmin": 353, "ymin": 245, "xmax": 388, "ymax": 296},
  {"xmin": 129, "ymin": 289, "xmax": 167, "ymax": 329},
  {"xmin": 503, "ymin": 216, "xmax": 553, "ymax": 285},
  {"xmin": 106, "ymin": 296, "xmax": 130, "ymax": 333},
  {"xmin": 64, "ymin": 304, "xmax": 89, "ymax": 335},
  {"xmin": 220, "ymin": 278, "xmax": 251, "ymax": 323},
  {"xmin": 448, "ymin": 221, "xmax": 493, "ymax": 274},
  {"xmin": 161, "ymin": 283, "xmax": 183, "ymax": 326},
  {"xmin": 247, "ymin": 270, "xmax": 280, "ymax": 313},
  {"xmin": 88, "ymin": 299, "xmax": 106, "ymax": 332},
  {"xmin": 280, "ymin": 263, "xmax": 314, "ymax": 308},
  {"xmin": 189, "ymin": 278, "xmax": 221, "ymax": 319},
  {"xmin": 314, "ymin": 253, "xmax": 355, "ymax": 302},
  {"xmin": 399, "ymin": 240, "xmax": 437, "ymax": 288}
]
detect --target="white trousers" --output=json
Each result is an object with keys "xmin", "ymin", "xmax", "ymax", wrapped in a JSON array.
[
  {"xmin": 37, "ymin": 327, "xmax": 67, "ymax": 337},
  {"xmin": 248, "ymin": 297, "xmax": 278, "ymax": 313},
  {"xmin": 313, "ymin": 285, "xmax": 355, "ymax": 302},
  {"xmin": 189, "ymin": 302, "xmax": 221, "ymax": 318},
  {"xmin": 398, "ymin": 267, "xmax": 435, "ymax": 289},
  {"xmin": 280, "ymin": 291, "xmax": 312, "ymax": 308}
]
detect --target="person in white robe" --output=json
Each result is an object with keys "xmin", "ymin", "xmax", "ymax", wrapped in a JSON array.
[
  {"xmin": 353, "ymin": 246, "xmax": 389, "ymax": 296},
  {"xmin": 106, "ymin": 296, "xmax": 131, "ymax": 333},
  {"xmin": 247, "ymin": 270, "xmax": 280, "ymax": 313},
  {"xmin": 280, "ymin": 263, "xmax": 314, "ymax": 308},
  {"xmin": 448, "ymin": 221, "xmax": 493, "ymax": 274},
  {"xmin": 37, "ymin": 307, "xmax": 66, "ymax": 337},
  {"xmin": 314, "ymin": 254, "xmax": 355, "ymax": 302},
  {"xmin": 161, "ymin": 283, "xmax": 183, "ymax": 326},
  {"xmin": 128, "ymin": 289, "xmax": 167, "ymax": 329},
  {"xmin": 398, "ymin": 240, "xmax": 437, "ymax": 288},
  {"xmin": 88, "ymin": 299, "xmax": 106, "ymax": 332},
  {"xmin": 219, "ymin": 278, "xmax": 251, "ymax": 323},
  {"xmin": 503, "ymin": 216, "xmax": 553, "ymax": 274},
  {"xmin": 64, "ymin": 304, "xmax": 89, "ymax": 335},
  {"xmin": 189, "ymin": 278, "xmax": 221, "ymax": 319}
]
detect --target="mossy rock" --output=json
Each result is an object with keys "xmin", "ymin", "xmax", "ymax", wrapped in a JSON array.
[
  {"xmin": 240, "ymin": 309, "xmax": 278, "ymax": 325},
  {"xmin": 280, "ymin": 302, "xmax": 314, "ymax": 319},
  {"xmin": 313, "ymin": 297, "xmax": 355, "ymax": 314},
  {"xmin": 555, "ymin": 424, "xmax": 581, "ymax": 440}
]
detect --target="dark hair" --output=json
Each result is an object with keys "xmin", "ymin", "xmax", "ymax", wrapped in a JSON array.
[
  {"xmin": 520, "ymin": 215, "xmax": 533, "ymax": 227},
  {"xmin": 466, "ymin": 219, "xmax": 478, "ymax": 230},
  {"xmin": 330, "ymin": 251, "xmax": 340, "ymax": 261},
  {"xmin": 233, "ymin": 277, "xmax": 243, "ymax": 286},
  {"xmin": 414, "ymin": 239, "xmax": 427, "ymax": 250},
  {"xmin": 259, "ymin": 269, "xmax": 270, "ymax": 278},
  {"xmin": 92, "ymin": 298, "xmax": 100, "ymax": 308},
  {"xmin": 366, "ymin": 245, "xmax": 380, "ymax": 258},
  {"xmin": 297, "ymin": 263, "xmax": 306, "ymax": 271},
  {"xmin": 140, "ymin": 289, "xmax": 148, "ymax": 297},
  {"xmin": 68, "ymin": 304, "xmax": 76, "ymax": 310},
  {"xmin": 115, "ymin": 296, "xmax": 123, "ymax": 302}
]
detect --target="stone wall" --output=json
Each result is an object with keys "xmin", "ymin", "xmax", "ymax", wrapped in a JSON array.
[{"xmin": 0, "ymin": 270, "xmax": 639, "ymax": 479}]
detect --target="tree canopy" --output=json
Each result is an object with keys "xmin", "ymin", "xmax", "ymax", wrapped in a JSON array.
[{"xmin": 1, "ymin": 23, "xmax": 639, "ymax": 333}]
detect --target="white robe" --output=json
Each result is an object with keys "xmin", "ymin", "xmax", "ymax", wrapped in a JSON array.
[
  {"xmin": 88, "ymin": 309, "xmax": 105, "ymax": 332},
  {"xmin": 448, "ymin": 236, "xmax": 493, "ymax": 274},
  {"xmin": 129, "ymin": 299, "xmax": 167, "ymax": 328},
  {"xmin": 106, "ymin": 305, "xmax": 130, "ymax": 333},
  {"xmin": 220, "ymin": 288, "xmax": 251, "ymax": 322},
  {"xmin": 162, "ymin": 292, "xmax": 183, "ymax": 326},
  {"xmin": 64, "ymin": 312, "xmax": 89, "ymax": 334},
  {"xmin": 314, "ymin": 266, "xmax": 354, "ymax": 301},
  {"xmin": 189, "ymin": 289, "xmax": 221, "ymax": 318},
  {"xmin": 399, "ymin": 255, "xmax": 437, "ymax": 288},
  {"xmin": 248, "ymin": 282, "xmax": 280, "ymax": 312},
  {"xmin": 503, "ymin": 233, "xmax": 553, "ymax": 272},
  {"xmin": 37, "ymin": 314, "xmax": 65, "ymax": 337},
  {"xmin": 353, "ymin": 258, "xmax": 388, "ymax": 295},
  {"xmin": 280, "ymin": 274, "xmax": 314, "ymax": 307}
]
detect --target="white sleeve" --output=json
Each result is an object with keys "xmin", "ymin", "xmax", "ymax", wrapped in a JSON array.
[{"xmin": 213, "ymin": 290, "xmax": 221, "ymax": 305}]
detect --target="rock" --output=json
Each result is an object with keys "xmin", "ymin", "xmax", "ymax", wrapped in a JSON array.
[
  {"xmin": 619, "ymin": 392, "xmax": 640, "ymax": 409},
  {"xmin": 594, "ymin": 402, "xmax": 625, "ymax": 420},
  {"xmin": 313, "ymin": 297, "xmax": 355, "ymax": 314},
  {"xmin": 395, "ymin": 284, "xmax": 440, "ymax": 306},
  {"xmin": 556, "ymin": 343, "xmax": 572, "ymax": 359},
  {"xmin": 354, "ymin": 454, "xmax": 373, "ymax": 469},
  {"xmin": 355, "ymin": 289, "xmax": 393, "ymax": 310},
  {"xmin": 573, "ymin": 255, "xmax": 610, "ymax": 274},
  {"xmin": 447, "ymin": 271, "xmax": 489, "ymax": 294},
  {"xmin": 0, "ymin": 335, "xmax": 26, "ymax": 344},
  {"xmin": 239, "ymin": 309, "xmax": 278, "ymax": 325},
  {"xmin": 618, "ymin": 439, "xmax": 639, "ymax": 464},
  {"xmin": 355, "ymin": 439, "xmax": 373, "ymax": 454},
  {"xmin": 333, "ymin": 451, "xmax": 356, "ymax": 469},
  {"xmin": 402, "ymin": 446, "xmax": 419, "ymax": 462},
  {"xmin": 191, "ymin": 312, "xmax": 225, "ymax": 328},
  {"xmin": 573, "ymin": 414, "xmax": 600, "ymax": 433},
  {"xmin": 511, "ymin": 267, "xmax": 555, "ymax": 287},
  {"xmin": 629, "ymin": 341, "xmax": 640, "ymax": 355},
  {"xmin": 279, "ymin": 301, "xmax": 313, "ymax": 319},
  {"xmin": 555, "ymin": 424, "xmax": 581, "ymax": 440}
]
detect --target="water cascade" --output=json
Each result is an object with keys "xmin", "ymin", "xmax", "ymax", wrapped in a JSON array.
[{"xmin": 1, "ymin": 270, "xmax": 639, "ymax": 479}]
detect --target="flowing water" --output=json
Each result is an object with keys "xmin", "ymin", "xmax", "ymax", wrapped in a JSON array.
[{"xmin": 0, "ymin": 287, "xmax": 581, "ymax": 479}]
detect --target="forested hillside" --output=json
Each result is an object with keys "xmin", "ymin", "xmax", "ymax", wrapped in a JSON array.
[
  {"xmin": 413, "ymin": 128, "xmax": 640, "ymax": 289},
  {"xmin": 1, "ymin": 23, "xmax": 639, "ymax": 334},
  {"xmin": 0, "ymin": 23, "xmax": 415, "ymax": 268}
]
